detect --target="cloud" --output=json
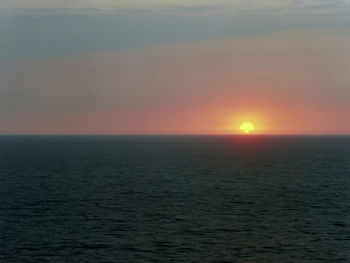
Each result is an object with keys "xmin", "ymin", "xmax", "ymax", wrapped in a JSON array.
[
  {"xmin": 2, "ymin": 2, "xmax": 350, "ymax": 60},
  {"xmin": 1, "ymin": 0, "xmax": 350, "ymax": 16},
  {"xmin": 116, "ymin": 5, "xmax": 220, "ymax": 16}
]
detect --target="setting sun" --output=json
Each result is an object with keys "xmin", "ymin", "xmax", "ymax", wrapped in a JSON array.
[{"xmin": 240, "ymin": 122, "xmax": 255, "ymax": 134}]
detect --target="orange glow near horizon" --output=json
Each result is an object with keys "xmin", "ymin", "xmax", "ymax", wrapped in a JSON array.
[{"xmin": 2, "ymin": 29, "xmax": 350, "ymax": 135}]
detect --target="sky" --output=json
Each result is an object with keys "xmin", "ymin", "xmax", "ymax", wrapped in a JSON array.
[{"xmin": 1, "ymin": 0, "xmax": 350, "ymax": 134}]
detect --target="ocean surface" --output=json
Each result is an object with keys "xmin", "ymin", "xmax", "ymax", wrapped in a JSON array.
[{"xmin": 0, "ymin": 135, "xmax": 349, "ymax": 262}]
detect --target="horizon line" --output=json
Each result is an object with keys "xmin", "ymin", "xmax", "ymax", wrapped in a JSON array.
[{"xmin": 0, "ymin": 133, "xmax": 350, "ymax": 136}]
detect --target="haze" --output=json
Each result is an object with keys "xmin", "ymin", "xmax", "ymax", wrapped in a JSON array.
[{"xmin": 1, "ymin": 0, "xmax": 350, "ymax": 134}]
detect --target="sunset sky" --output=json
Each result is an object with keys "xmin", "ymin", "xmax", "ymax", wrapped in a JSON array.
[{"xmin": 1, "ymin": 0, "xmax": 350, "ymax": 134}]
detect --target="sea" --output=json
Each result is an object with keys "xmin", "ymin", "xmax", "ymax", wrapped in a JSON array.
[{"xmin": 0, "ymin": 135, "xmax": 349, "ymax": 262}]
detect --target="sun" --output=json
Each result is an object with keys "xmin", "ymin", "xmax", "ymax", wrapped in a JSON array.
[{"xmin": 240, "ymin": 122, "xmax": 255, "ymax": 134}]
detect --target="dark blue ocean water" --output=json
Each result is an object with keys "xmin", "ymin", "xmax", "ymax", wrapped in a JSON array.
[{"xmin": 0, "ymin": 135, "xmax": 349, "ymax": 262}]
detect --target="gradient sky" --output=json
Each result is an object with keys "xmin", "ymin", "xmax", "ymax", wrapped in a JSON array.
[{"xmin": 1, "ymin": 0, "xmax": 350, "ymax": 134}]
